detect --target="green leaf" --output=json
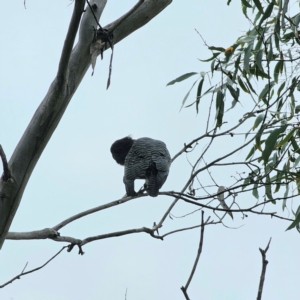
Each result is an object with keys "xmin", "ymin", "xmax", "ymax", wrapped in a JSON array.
[
  {"xmin": 199, "ymin": 52, "xmax": 221, "ymax": 62},
  {"xmin": 167, "ymin": 72, "xmax": 198, "ymax": 86},
  {"xmin": 232, "ymin": 53, "xmax": 242, "ymax": 82},
  {"xmin": 291, "ymin": 137, "xmax": 300, "ymax": 154},
  {"xmin": 295, "ymin": 105, "xmax": 300, "ymax": 114},
  {"xmin": 256, "ymin": 131, "xmax": 263, "ymax": 151},
  {"xmin": 267, "ymin": 41, "xmax": 273, "ymax": 63},
  {"xmin": 262, "ymin": 125, "xmax": 288, "ymax": 164},
  {"xmin": 252, "ymin": 183, "xmax": 259, "ymax": 199},
  {"xmin": 244, "ymin": 42, "xmax": 253, "ymax": 73},
  {"xmin": 238, "ymin": 76, "xmax": 250, "ymax": 93},
  {"xmin": 226, "ymin": 84, "xmax": 240, "ymax": 102},
  {"xmin": 208, "ymin": 46, "xmax": 225, "ymax": 52},
  {"xmin": 258, "ymin": 2, "xmax": 274, "ymax": 27},
  {"xmin": 245, "ymin": 145, "xmax": 256, "ymax": 160},
  {"xmin": 196, "ymin": 78, "xmax": 204, "ymax": 113},
  {"xmin": 180, "ymin": 80, "xmax": 198, "ymax": 110},
  {"xmin": 241, "ymin": 0, "xmax": 252, "ymax": 8},
  {"xmin": 274, "ymin": 32, "xmax": 280, "ymax": 51},
  {"xmin": 254, "ymin": 10, "xmax": 262, "ymax": 24},
  {"xmin": 250, "ymin": 66, "xmax": 270, "ymax": 79},
  {"xmin": 215, "ymin": 90, "xmax": 224, "ymax": 128},
  {"xmin": 293, "ymin": 156, "xmax": 300, "ymax": 168},
  {"xmin": 277, "ymin": 81, "xmax": 285, "ymax": 96},
  {"xmin": 286, "ymin": 206, "xmax": 300, "ymax": 230},
  {"xmin": 276, "ymin": 128, "xmax": 296, "ymax": 148},
  {"xmin": 243, "ymin": 74, "xmax": 257, "ymax": 95},
  {"xmin": 255, "ymin": 49, "xmax": 264, "ymax": 71},
  {"xmin": 252, "ymin": 114, "xmax": 264, "ymax": 130},
  {"xmin": 211, "ymin": 59, "xmax": 216, "ymax": 76},
  {"xmin": 265, "ymin": 174, "xmax": 274, "ymax": 202},
  {"xmin": 242, "ymin": 1, "xmax": 248, "ymax": 17},
  {"xmin": 253, "ymin": 0, "xmax": 264, "ymax": 14},
  {"xmin": 274, "ymin": 60, "xmax": 283, "ymax": 83},
  {"xmin": 258, "ymin": 81, "xmax": 275, "ymax": 102},
  {"xmin": 242, "ymin": 176, "xmax": 251, "ymax": 190}
]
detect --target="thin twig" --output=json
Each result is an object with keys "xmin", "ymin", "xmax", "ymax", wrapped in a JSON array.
[
  {"xmin": 180, "ymin": 286, "xmax": 190, "ymax": 300},
  {"xmin": 86, "ymin": 0, "xmax": 102, "ymax": 29},
  {"xmin": 180, "ymin": 211, "xmax": 206, "ymax": 299},
  {"xmin": 161, "ymin": 218, "xmax": 219, "ymax": 239},
  {"xmin": 52, "ymin": 194, "xmax": 145, "ymax": 231},
  {"xmin": 185, "ymin": 211, "xmax": 205, "ymax": 290},
  {"xmin": 257, "ymin": 238, "xmax": 272, "ymax": 300},
  {"xmin": 0, "ymin": 246, "xmax": 67, "ymax": 288},
  {"xmin": 0, "ymin": 145, "xmax": 11, "ymax": 181}
]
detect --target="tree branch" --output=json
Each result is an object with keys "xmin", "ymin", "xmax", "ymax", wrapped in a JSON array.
[
  {"xmin": 52, "ymin": 194, "xmax": 145, "ymax": 231},
  {"xmin": 257, "ymin": 238, "xmax": 272, "ymax": 300},
  {"xmin": 161, "ymin": 218, "xmax": 219, "ymax": 239},
  {"xmin": 180, "ymin": 286, "xmax": 190, "ymax": 300},
  {"xmin": 57, "ymin": 0, "xmax": 86, "ymax": 82},
  {"xmin": 82, "ymin": 226, "xmax": 162, "ymax": 245},
  {"xmin": 0, "ymin": 145, "xmax": 10, "ymax": 181},
  {"xmin": 184, "ymin": 211, "xmax": 205, "ymax": 290},
  {"xmin": 0, "ymin": 246, "xmax": 67, "ymax": 288}
]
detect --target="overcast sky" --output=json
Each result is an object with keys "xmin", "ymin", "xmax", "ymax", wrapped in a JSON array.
[{"xmin": 1, "ymin": 1, "xmax": 300, "ymax": 299}]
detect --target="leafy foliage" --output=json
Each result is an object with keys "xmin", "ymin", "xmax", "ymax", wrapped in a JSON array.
[{"xmin": 167, "ymin": 0, "xmax": 300, "ymax": 231}]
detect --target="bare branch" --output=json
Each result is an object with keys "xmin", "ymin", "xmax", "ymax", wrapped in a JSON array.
[
  {"xmin": 163, "ymin": 191, "xmax": 291, "ymax": 218},
  {"xmin": 185, "ymin": 211, "xmax": 205, "ymax": 290},
  {"xmin": 156, "ymin": 125, "xmax": 257, "ymax": 230},
  {"xmin": 6, "ymin": 228, "xmax": 59, "ymax": 240},
  {"xmin": 0, "ymin": 246, "xmax": 67, "ymax": 288},
  {"xmin": 57, "ymin": 0, "xmax": 86, "ymax": 81},
  {"xmin": 82, "ymin": 226, "xmax": 162, "ymax": 245},
  {"xmin": 0, "ymin": 145, "xmax": 11, "ymax": 181},
  {"xmin": 52, "ymin": 194, "xmax": 145, "ymax": 231},
  {"xmin": 171, "ymin": 111, "xmax": 253, "ymax": 163},
  {"xmin": 161, "ymin": 218, "xmax": 220, "ymax": 239},
  {"xmin": 180, "ymin": 286, "xmax": 190, "ymax": 300},
  {"xmin": 6, "ymin": 226, "xmax": 162, "ymax": 246},
  {"xmin": 257, "ymin": 238, "xmax": 272, "ymax": 300}
]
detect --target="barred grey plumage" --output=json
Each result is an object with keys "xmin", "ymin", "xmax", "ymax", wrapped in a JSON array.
[{"xmin": 110, "ymin": 137, "xmax": 171, "ymax": 197}]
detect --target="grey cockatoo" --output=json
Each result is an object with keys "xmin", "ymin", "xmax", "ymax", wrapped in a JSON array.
[{"xmin": 110, "ymin": 136, "xmax": 171, "ymax": 197}]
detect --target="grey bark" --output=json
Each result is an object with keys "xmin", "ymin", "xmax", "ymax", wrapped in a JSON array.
[{"xmin": 0, "ymin": 0, "xmax": 172, "ymax": 249}]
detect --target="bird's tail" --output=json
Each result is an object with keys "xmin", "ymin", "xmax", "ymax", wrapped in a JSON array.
[{"xmin": 145, "ymin": 162, "xmax": 159, "ymax": 197}]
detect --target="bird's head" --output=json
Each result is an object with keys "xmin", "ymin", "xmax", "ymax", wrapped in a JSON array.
[{"xmin": 110, "ymin": 136, "xmax": 135, "ymax": 165}]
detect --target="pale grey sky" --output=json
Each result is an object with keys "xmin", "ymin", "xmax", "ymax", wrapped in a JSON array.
[{"xmin": 1, "ymin": 1, "xmax": 299, "ymax": 299}]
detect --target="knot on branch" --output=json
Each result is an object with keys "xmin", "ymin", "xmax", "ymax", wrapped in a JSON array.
[
  {"xmin": 93, "ymin": 27, "xmax": 114, "ymax": 57},
  {"xmin": 67, "ymin": 243, "xmax": 85, "ymax": 255},
  {"xmin": 184, "ymin": 143, "xmax": 193, "ymax": 153}
]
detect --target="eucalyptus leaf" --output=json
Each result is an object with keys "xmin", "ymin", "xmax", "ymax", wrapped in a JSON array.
[
  {"xmin": 262, "ymin": 125, "xmax": 288, "ymax": 164},
  {"xmin": 167, "ymin": 72, "xmax": 198, "ymax": 86}
]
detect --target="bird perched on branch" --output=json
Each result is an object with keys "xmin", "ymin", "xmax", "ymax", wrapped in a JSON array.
[{"xmin": 110, "ymin": 136, "xmax": 171, "ymax": 197}]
